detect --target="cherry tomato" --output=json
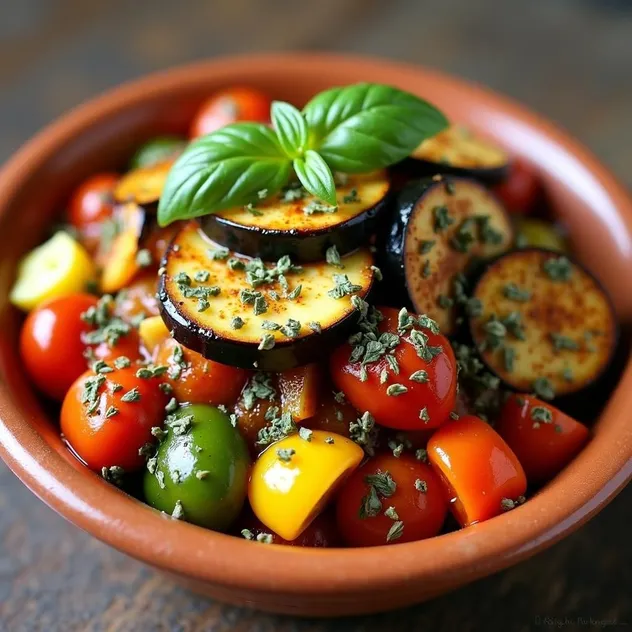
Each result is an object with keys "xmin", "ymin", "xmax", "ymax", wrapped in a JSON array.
[
  {"xmin": 494, "ymin": 159, "xmax": 540, "ymax": 214},
  {"xmin": 113, "ymin": 271, "xmax": 160, "ymax": 323},
  {"xmin": 237, "ymin": 511, "xmax": 341, "ymax": 547},
  {"xmin": 20, "ymin": 294, "xmax": 98, "ymax": 400},
  {"xmin": 336, "ymin": 453, "xmax": 448, "ymax": 547},
  {"xmin": 190, "ymin": 87, "xmax": 271, "ymax": 138},
  {"xmin": 88, "ymin": 328, "xmax": 143, "ymax": 365},
  {"xmin": 497, "ymin": 394, "xmax": 589, "ymax": 484},
  {"xmin": 303, "ymin": 389, "xmax": 358, "ymax": 438},
  {"xmin": 61, "ymin": 367, "xmax": 168, "ymax": 471},
  {"xmin": 330, "ymin": 306, "xmax": 457, "ymax": 430},
  {"xmin": 155, "ymin": 337, "xmax": 248, "ymax": 406},
  {"xmin": 428, "ymin": 415, "xmax": 527, "ymax": 527},
  {"xmin": 67, "ymin": 173, "xmax": 118, "ymax": 254}
]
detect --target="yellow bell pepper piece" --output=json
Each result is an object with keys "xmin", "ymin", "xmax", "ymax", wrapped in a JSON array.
[
  {"xmin": 138, "ymin": 315, "xmax": 171, "ymax": 354},
  {"xmin": 249, "ymin": 430, "xmax": 363, "ymax": 541},
  {"xmin": 514, "ymin": 218, "xmax": 569, "ymax": 253},
  {"xmin": 10, "ymin": 231, "xmax": 96, "ymax": 311}
]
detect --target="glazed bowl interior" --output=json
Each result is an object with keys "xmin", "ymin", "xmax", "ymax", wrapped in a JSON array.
[{"xmin": 0, "ymin": 54, "xmax": 630, "ymax": 616}]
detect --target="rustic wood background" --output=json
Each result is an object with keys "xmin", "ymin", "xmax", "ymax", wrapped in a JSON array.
[{"xmin": 0, "ymin": 1, "xmax": 631, "ymax": 630}]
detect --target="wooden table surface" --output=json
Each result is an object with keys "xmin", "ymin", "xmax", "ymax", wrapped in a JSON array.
[{"xmin": 0, "ymin": 1, "xmax": 631, "ymax": 630}]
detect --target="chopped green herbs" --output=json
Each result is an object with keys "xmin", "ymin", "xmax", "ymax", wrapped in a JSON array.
[
  {"xmin": 325, "ymin": 245, "xmax": 343, "ymax": 268},
  {"xmin": 304, "ymin": 200, "xmax": 337, "ymax": 215},
  {"xmin": 121, "ymin": 387, "xmax": 141, "ymax": 403},
  {"xmin": 433, "ymin": 205, "xmax": 454, "ymax": 232},
  {"xmin": 543, "ymin": 256, "xmax": 572, "ymax": 282},
  {"xmin": 327, "ymin": 274, "xmax": 362, "ymax": 299},
  {"xmin": 365, "ymin": 471, "xmax": 396, "ymax": 497},
  {"xmin": 418, "ymin": 240, "xmax": 435, "ymax": 254},
  {"xmin": 258, "ymin": 333, "xmax": 276, "ymax": 351},
  {"xmin": 299, "ymin": 427, "xmax": 313, "ymax": 442},
  {"xmin": 101, "ymin": 465, "xmax": 125, "ymax": 486},
  {"xmin": 414, "ymin": 479, "xmax": 428, "ymax": 492},
  {"xmin": 81, "ymin": 374, "xmax": 106, "ymax": 414},
  {"xmin": 386, "ymin": 520, "xmax": 404, "ymax": 542},
  {"xmin": 241, "ymin": 373, "xmax": 276, "ymax": 410},
  {"xmin": 503, "ymin": 283, "xmax": 531, "ymax": 302},
  {"xmin": 343, "ymin": 188, "xmax": 361, "ymax": 204},
  {"xmin": 550, "ymin": 333, "xmax": 579, "ymax": 352},
  {"xmin": 421, "ymin": 259, "xmax": 432, "ymax": 278},
  {"xmin": 231, "ymin": 316, "xmax": 245, "ymax": 329},
  {"xmin": 384, "ymin": 506, "xmax": 399, "ymax": 520},
  {"xmin": 386, "ymin": 383, "xmax": 408, "ymax": 397},
  {"xmin": 349, "ymin": 411, "xmax": 378, "ymax": 456},
  {"xmin": 256, "ymin": 407, "xmax": 296, "ymax": 446},
  {"xmin": 276, "ymin": 448, "xmax": 295, "ymax": 462},
  {"xmin": 532, "ymin": 377, "xmax": 555, "ymax": 401},
  {"xmin": 531, "ymin": 405, "xmax": 553, "ymax": 426},
  {"xmin": 409, "ymin": 370, "xmax": 429, "ymax": 383}
]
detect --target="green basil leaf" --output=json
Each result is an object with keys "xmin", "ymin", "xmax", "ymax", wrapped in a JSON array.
[
  {"xmin": 293, "ymin": 150, "xmax": 337, "ymax": 207},
  {"xmin": 303, "ymin": 83, "xmax": 448, "ymax": 172},
  {"xmin": 271, "ymin": 101, "xmax": 308, "ymax": 158},
  {"xmin": 157, "ymin": 123, "xmax": 291, "ymax": 226}
]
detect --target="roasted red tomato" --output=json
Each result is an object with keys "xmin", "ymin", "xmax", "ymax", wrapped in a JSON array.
[
  {"xmin": 330, "ymin": 306, "xmax": 457, "ymax": 430},
  {"xmin": 113, "ymin": 271, "xmax": 160, "ymax": 323},
  {"xmin": 428, "ymin": 415, "xmax": 527, "ymax": 527},
  {"xmin": 336, "ymin": 453, "xmax": 448, "ymax": 547},
  {"xmin": 88, "ymin": 328, "xmax": 143, "ymax": 365},
  {"xmin": 61, "ymin": 367, "xmax": 167, "ymax": 471},
  {"xmin": 155, "ymin": 337, "xmax": 248, "ymax": 406},
  {"xmin": 238, "ymin": 511, "xmax": 341, "ymax": 547},
  {"xmin": 20, "ymin": 294, "xmax": 98, "ymax": 400},
  {"xmin": 190, "ymin": 87, "xmax": 271, "ymax": 138},
  {"xmin": 67, "ymin": 173, "xmax": 118, "ymax": 254},
  {"xmin": 494, "ymin": 159, "xmax": 540, "ymax": 214},
  {"xmin": 497, "ymin": 394, "xmax": 590, "ymax": 484}
]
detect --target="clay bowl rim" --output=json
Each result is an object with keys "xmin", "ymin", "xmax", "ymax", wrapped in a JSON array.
[{"xmin": 0, "ymin": 52, "xmax": 631, "ymax": 599}]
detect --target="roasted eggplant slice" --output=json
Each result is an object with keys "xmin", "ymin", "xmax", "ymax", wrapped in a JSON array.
[
  {"xmin": 159, "ymin": 222, "xmax": 376, "ymax": 371},
  {"xmin": 113, "ymin": 159, "xmax": 175, "ymax": 206},
  {"xmin": 201, "ymin": 171, "xmax": 390, "ymax": 261},
  {"xmin": 381, "ymin": 176, "xmax": 513, "ymax": 335},
  {"xmin": 469, "ymin": 249, "xmax": 617, "ymax": 398},
  {"xmin": 407, "ymin": 126, "xmax": 509, "ymax": 184}
]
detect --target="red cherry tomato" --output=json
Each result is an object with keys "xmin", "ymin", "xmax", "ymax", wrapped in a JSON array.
[
  {"xmin": 494, "ymin": 159, "xmax": 540, "ymax": 214},
  {"xmin": 190, "ymin": 87, "xmax": 271, "ymax": 138},
  {"xmin": 88, "ymin": 328, "xmax": 143, "ymax": 365},
  {"xmin": 330, "ymin": 306, "xmax": 457, "ymax": 430},
  {"xmin": 428, "ymin": 415, "xmax": 527, "ymax": 527},
  {"xmin": 20, "ymin": 294, "xmax": 98, "ymax": 400},
  {"xmin": 238, "ymin": 511, "xmax": 341, "ymax": 547},
  {"xmin": 497, "ymin": 394, "xmax": 589, "ymax": 484},
  {"xmin": 336, "ymin": 453, "xmax": 448, "ymax": 547},
  {"xmin": 155, "ymin": 337, "xmax": 248, "ymax": 406},
  {"xmin": 61, "ymin": 367, "xmax": 168, "ymax": 471},
  {"xmin": 112, "ymin": 271, "xmax": 160, "ymax": 323},
  {"xmin": 67, "ymin": 173, "xmax": 118, "ymax": 254}
]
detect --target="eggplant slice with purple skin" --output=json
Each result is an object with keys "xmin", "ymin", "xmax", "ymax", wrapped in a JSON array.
[
  {"xmin": 469, "ymin": 248, "xmax": 617, "ymax": 399},
  {"xmin": 201, "ymin": 170, "xmax": 391, "ymax": 262},
  {"xmin": 380, "ymin": 176, "xmax": 513, "ymax": 336},
  {"xmin": 402, "ymin": 125, "xmax": 510, "ymax": 185},
  {"xmin": 159, "ymin": 222, "xmax": 376, "ymax": 371}
]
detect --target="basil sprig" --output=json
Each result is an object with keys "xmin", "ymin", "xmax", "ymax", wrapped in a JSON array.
[{"xmin": 158, "ymin": 83, "xmax": 447, "ymax": 226}]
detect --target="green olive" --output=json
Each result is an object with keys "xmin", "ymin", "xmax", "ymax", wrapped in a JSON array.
[
  {"xmin": 130, "ymin": 136, "xmax": 187, "ymax": 170},
  {"xmin": 514, "ymin": 218, "xmax": 569, "ymax": 253},
  {"xmin": 144, "ymin": 404, "xmax": 249, "ymax": 531}
]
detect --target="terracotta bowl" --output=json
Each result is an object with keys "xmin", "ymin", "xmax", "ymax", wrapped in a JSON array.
[{"xmin": 0, "ymin": 53, "xmax": 631, "ymax": 617}]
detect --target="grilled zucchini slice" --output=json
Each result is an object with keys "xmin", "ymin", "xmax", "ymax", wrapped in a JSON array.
[
  {"xmin": 201, "ymin": 171, "xmax": 390, "ymax": 262},
  {"xmin": 159, "ymin": 222, "xmax": 376, "ymax": 371},
  {"xmin": 381, "ymin": 176, "xmax": 513, "ymax": 335},
  {"xmin": 408, "ymin": 125, "xmax": 510, "ymax": 184},
  {"xmin": 469, "ymin": 249, "xmax": 617, "ymax": 398}
]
